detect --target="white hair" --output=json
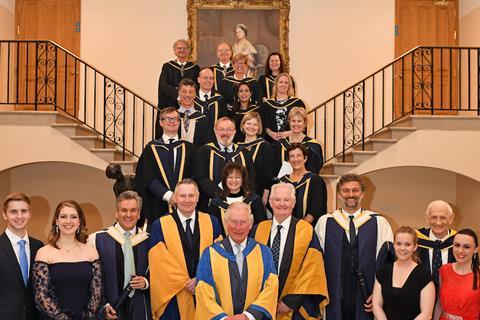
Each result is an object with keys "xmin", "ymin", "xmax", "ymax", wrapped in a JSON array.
[{"xmin": 425, "ymin": 200, "xmax": 454, "ymax": 217}]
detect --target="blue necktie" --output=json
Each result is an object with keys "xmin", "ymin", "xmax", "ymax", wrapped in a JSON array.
[
  {"xmin": 18, "ymin": 240, "xmax": 29, "ymax": 286},
  {"xmin": 271, "ymin": 225, "xmax": 282, "ymax": 271},
  {"xmin": 235, "ymin": 243, "xmax": 244, "ymax": 277},
  {"xmin": 349, "ymin": 215, "xmax": 356, "ymax": 244},
  {"xmin": 432, "ymin": 240, "xmax": 442, "ymax": 288},
  {"xmin": 185, "ymin": 218, "xmax": 193, "ymax": 249}
]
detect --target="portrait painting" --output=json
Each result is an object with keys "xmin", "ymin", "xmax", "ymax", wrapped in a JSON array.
[{"xmin": 187, "ymin": 0, "xmax": 290, "ymax": 77}]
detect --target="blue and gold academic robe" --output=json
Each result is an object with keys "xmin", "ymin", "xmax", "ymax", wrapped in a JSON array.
[
  {"xmin": 148, "ymin": 212, "xmax": 222, "ymax": 320},
  {"xmin": 194, "ymin": 91, "xmax": 229, "ymax": 139},
  {"xmin": 275, "ymin": 136, "xmax": 324, "ymax": 175},
  {"xmin": 315, "ymin": 209, "xmax": 394, "ymax": 320},
  {"xmin": 253, "ymin": 218, "xmax": 329, "ymax": 320},
  {"xmin": 92, "ymin": 226, "xmax": 151, "ymax": 320},
  {"xmin": 416, "ymin": 228, "xmax": 456, "ymax": 275},
  {"xmin": 195, "ymin": 238, "xmax": 279, "ymax": 319}
]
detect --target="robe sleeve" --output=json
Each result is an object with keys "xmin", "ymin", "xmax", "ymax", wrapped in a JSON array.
[
  {"xmin": 194, "ymin": 145, "xmax": 223, "ymax": 199},
  {"xmin": 375, "ymin": 215, "xmax": 395, "ymax": 268},
  {"xmin": 159, "ymin": 63, "xmax": 179, "ymax": 103},
  {"xmin": 306, "ymin": 175, "xmax": 328, "ymax": 224}
]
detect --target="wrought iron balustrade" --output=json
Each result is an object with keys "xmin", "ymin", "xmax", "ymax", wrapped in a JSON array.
[
  {"xmin": 0, "ymin": 40, "xmax": 158, "ymax": 159},
  {"xmin": 307, "ymin": 46, "xmax": 480, "ymax": 164}
]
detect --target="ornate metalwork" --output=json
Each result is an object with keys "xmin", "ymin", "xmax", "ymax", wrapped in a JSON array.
[
  {"xmin": 186, "ymin": 0, "xmax": 290, "ymax": 69},
  {"xmin": 412, "ymin": 47, "xmax": 432, "ymax": 110},
  {"xmin": 104, "ymin": 79, "xmax": 125, "ymax": 144},
  {"xmin": 344, "ymin": 83, "xmax": 364, "ymax": 148},
  {"xmin": 36, "ymin": 42, "xmax": 57, "ymax": 104}
]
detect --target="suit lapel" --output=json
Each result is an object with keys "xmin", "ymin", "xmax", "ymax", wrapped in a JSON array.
[
  {"xmin": 0, "ymin": 233, "xmax": 25, "ymax": 286},
  {"xmin": 278, "ymin": 217, "xmax": 297, "ymax": 294}
]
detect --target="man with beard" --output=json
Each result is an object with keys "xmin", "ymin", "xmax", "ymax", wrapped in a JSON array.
[{"xmin": 314, "ymin": 174, "xmax": 394, "ymax": 320}]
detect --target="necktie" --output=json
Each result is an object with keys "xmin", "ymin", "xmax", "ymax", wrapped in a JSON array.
[
  {"xmin": 18, "ymin": 240, "xmax": 28, "ymax": 286},
  {"xmin": 349, "ymin": 215, "xmax": 356, "ymax": 244},
  {"xmin": 235, "ymin": 243, "xmax": 244, "ymax": 277},
  {"xmin": 166, "ymin": 138, "xmax": 175, "ymax": 170},
  {"xmin": 432, "ymin": 240, "xmax": 442, "ymax": 288},
  {"xmin": 185, "ymin": 218, "xmax": 193, "ymax": 249},
  {"xmin": 180, "ymin": 63, "xmax": 185, "ymax": 77},
  {"xmin": 223, "ymin": 65, "xmax": 227, "ymax": 77},
  {"xmin": 183, "ymin": 110, "xmax": 190, "ymax": 133},
  {"xmin": 123, "ymin": 231, "xmax": 136, "ymax": 289},
  {"xmin": 271, "ymin": 225, "xmax": 282, "ymax": 271},
  {"xmin": 203, "ymin": 94, "xmax": 210, "ymax": 114}
]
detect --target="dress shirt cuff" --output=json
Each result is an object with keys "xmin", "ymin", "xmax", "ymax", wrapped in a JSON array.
[
  {"xmin": 142, "ymin": 276, "xmax": 149, "ymax": 290},
  {"xmin": 162, "ymin": 191, "xmax": 173, "ymax": 203},
  {"xmin": 243, "ymin": 311, "xmax": 255, "ymax": 320}
]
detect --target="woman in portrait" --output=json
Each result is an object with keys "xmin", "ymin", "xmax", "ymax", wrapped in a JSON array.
[
  {"xmin": 279, "ymin": 143, "xmax": 327, "ymax": 225},
  {"xmin": 33, "ymin": 200, "xmax": 103, "ymax": 320},
  {"xmin": 232, "ymin": 23, "xmax": 257, "ymax": 77},
  {"xmin": 208, "ymin": 162, "xmax": 267, "ymax": 236},
  {"xmin": 258, "ymin": 52, "xmax": 296, "ymax": 102},
  {"xmin": 233, "ymin": 82, "xmax": 261, "ymax": 142},
  {"xmin": 274, "ymin": 107, "xmax": 323, "ymax": 178},
  {"xmin": 434, "ymin": 228, "xmax": 480, "ymax": 320},
  {"xmin": 237, "ymin": 111, "xmax": 274, "ymax": 205},
  {"xmin": 372, "ymin": 226, "xmax": 435, "ymax": 320}
]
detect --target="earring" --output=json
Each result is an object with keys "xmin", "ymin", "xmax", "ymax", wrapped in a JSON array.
[
  {"xmin": 76, "ymin": 227, "xmax": 80, "ymax": 235},
  {"xmin": 55, "ymin": 225, "xmax": 59, "ymax": 234}
]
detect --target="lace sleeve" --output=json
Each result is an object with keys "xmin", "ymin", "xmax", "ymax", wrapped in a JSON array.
[
  {"xmin": 32, "ymin": 261, "xmax": 72, "ymax": 320},
  {"xmin": 82, "ymin": 259, "xmax": 104, "ymax": 319}
]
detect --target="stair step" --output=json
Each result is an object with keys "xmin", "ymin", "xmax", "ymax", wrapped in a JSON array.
[
  {"xmin": 51, "ymin": 123, "xmax": 96, "ymax": 136},
  {"xmin": 321, "ymin": 162, "xmax": 358, "ymax": 176},
  {"xmin": 389, "ymin": 127, "xmax": 417, "ymax": 140},
  {"xmin": 342, "ymin": 150, "xmax": 377, "ymax": 164},
  {"xmin": 71, "ymin": 135, "xmax": 117, "ymax": 149},
  {"xmin": 90, "ymin": 148, "xmax": 134, "ymax": 161},
  {"xmin": 359, "ymin": 138, "xmax": 397, "ymax": 152}
]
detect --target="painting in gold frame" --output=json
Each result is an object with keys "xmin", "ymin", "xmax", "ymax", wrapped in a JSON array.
[{"xmin": 187, "ymin": 0, "xmax": 290, "ymax": 77}]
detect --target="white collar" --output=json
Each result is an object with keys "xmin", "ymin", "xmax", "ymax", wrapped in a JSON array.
[
  {"xmin": 199, "ymin": 89, "xmax": 211, "ymax": 99},
  {"xmin": 229, "ymin": 236, "xmax": 247, "ymax": 253},
  {"xmin": 217, "ymin": 141, "xmax": 233, "ymax": 152},
  {"xmin": 429, "ymin": 229, "xmax": 451, "ymax": 241},
  {"xmin": 220, "ymin": 62, "xmax": 231, "ymax": 68},
  {"xmin": 114, "ymin": 223, "xmax": 136, "ymax": 236},
  {"xmin": 178, "ymin": 106, "xmax": 194, "ymax": 114},
  {"xmin": 176, "ymin": 59, "xmax": 187, "ymax": 66},
  {"xmin": 5, "ymin": 228, "xmax": 29, "ymax": 245},
  {"xmin": 272, "ymin": 215, "xmax": 292, "ymax": 230},
  {"xmin": 342, "ymin": 208, "xmax": 362, "ymax": 218},
  {"xmin": 162, "ymin": 134, "xmax": 179, "ymax": 142},
  {"xmin": 177, "ymin": 210, "xmax": 196, "ymax": 225}
]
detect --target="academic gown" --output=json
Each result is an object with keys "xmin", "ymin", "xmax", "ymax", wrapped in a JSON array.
[
  {"xmin": 93, "ymin": 226, "xmax": 151, "ymax": 320},
  {"xmin": 195, "ymin": 237, "xmax": 278, "ymax": 319},
  {"xmin": 233, "ymin": 104, "xmax": 261, "ymax": 143},
  {"xmin": 262, "ymin": 97, "xmax": 305, "ymax": 144},
  {"xmin": 237, "ymin": 137, "xmax": 274, "ymax": 195},
  {"xmin": 148, "ymin": 211, "xmax": 222, "ymax": 320},
  {"xmin": 219, "ymin": 76, "xmax": 259, "ymax": 107},
  {"xmin": 416, "ymin": 228, "xmax": 456, "ymax": 277},
  {"xmin": 135, "ymin": 139, "xmax": 195, "ymax": 225},
  {"xmin": 315, "ymin": 209, "xmax": 394, "ymax": 320},
  {"xmin": 274, "ymin": 136, "xmax": 324, "ymax": 175},
  {"xmin": 194, "ymin": 142, "xmax": 257, "ymax": 211},
  {"xmin": 178, "ymin": 110, "xmax": 210, "ymax": 148},
  {"xmin": 253, "ymin": 218, "xmax": 329, "ymax": 320},
  {"xmin": 194, "ymin": 90, "xmax": 229, "ymax": 139},
  {"xmin": 210, "ymin": 63, "xmax": 234, "ymax": 92},
  {"xmin": 280, "ymin": 172, "xmax": 327, "ymax": 225},
  {"xmin": 208, "ymin": 192, "xmax": 267, "ymax": 236},
  {"xmin": 258, "ymin": 74, "xmax": 297, "ymax": 103}
]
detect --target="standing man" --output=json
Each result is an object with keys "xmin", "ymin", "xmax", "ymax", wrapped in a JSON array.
[
  {"xmin": 149, "ymin": 179, "xmax": 222, "ymax": 319},
  {"xmin": 0, "ymin": 192, "xmax": 43, "ymax": 320},
  {"xmin": 253, "ymin": 183, "xmax": 329, "ymax": 319},
  {"xmin": 89, "ymin": 191, "xmax": 151, "ymax": 320},
  {"xmin": 195, "ymin": 67, "xmax": 228, "ymax": 138},
  {"xmin": 210, "ymin": 42, "xmax": 234, "ymax": 91},
  {"xmin": 315, "ymin": 174, "xmax": 394, "ymax": 320},
  {"xmin": 195, "ymin": 202, "xmax": 278, "ymax": 319},
  {"xmin": 416, "ymin": 200, "xmax": 456, "ymax": 288},
  {"xmin": 135, "ymin": 107, "xmax": 195, "ymax": 224},
  {"xmin": 194, "ymin": 117, "xmax": 256, "ymax": 210},
  {"xmin": 156, "ymin": 39, "xmax": 200, "ymax": 137}
]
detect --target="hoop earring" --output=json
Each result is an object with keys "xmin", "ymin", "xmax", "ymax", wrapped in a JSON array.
[{"xmin": 55, "ymin": 225, "xmax": 59, "ymax": 234}]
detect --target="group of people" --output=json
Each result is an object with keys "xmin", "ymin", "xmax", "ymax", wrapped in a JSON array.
[{"xmin": 2, "ymin": 173, "xmax": 479, "ymax": 320}]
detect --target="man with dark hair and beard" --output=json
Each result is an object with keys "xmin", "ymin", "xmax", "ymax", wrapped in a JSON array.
[{"xmin": 314, "ymin": 174, "xmax": 394, "ymax": 320}]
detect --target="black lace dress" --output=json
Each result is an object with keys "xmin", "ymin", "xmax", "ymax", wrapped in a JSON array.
[{"xmin": 32, "ymin": 260, "xmax": 103, "ymax": 320}]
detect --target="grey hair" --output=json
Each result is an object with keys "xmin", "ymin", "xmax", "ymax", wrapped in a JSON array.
[
  {"xmin": 425, "ymin": 200, "xmax": 454, "ymax": 218},
  {"xmin": 173, "ymin": 39, "xmax": 190, "ymax": 50},
  {"xmin": 224, "ymin": 201, "xmax": 254, "ymax": 223},
  {"xmin": 116, "ymin": 190, "xmax": 142, "ymax": 211},
  {"xmin": 270, "ymin": 182, "xmax": 296, "ymax": 203}
]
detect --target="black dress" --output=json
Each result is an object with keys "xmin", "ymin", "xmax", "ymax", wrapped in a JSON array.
[
  {"xmin": 32, "ymin": 260, "xmax": 103, "ymax": 320},
  {"xmin": 376, "ymin": 263, "xmax": 432, "ymax": 320}
]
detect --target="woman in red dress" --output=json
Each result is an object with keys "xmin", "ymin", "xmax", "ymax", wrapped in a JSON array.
[{"xmin": 435, "ymin": 228, "xmax": 480, "ymax": 320}]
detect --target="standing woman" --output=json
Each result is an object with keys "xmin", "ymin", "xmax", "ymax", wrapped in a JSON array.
[
  {"xmin": 208, "ymin": 162, "xmax": 267, "ymax": 236},
  {"xmin": 372, "ymin": 226, "xmax": 435, "ymax": 320},
  {"xmin": 279, "ymin": 143, "xmax": 327, "ymax": 225},
  {"xmin": 33, "ymin": 200, "xmax": 103, "ymax": 319},
  {"xmin": 232, "ymin": 82, "xmax": 261, "ymax": 142},
  {"xmin": 237, "ymin": 111, "xmax": 274, "ymax": 205},
  {"xmin": 258, "ymin": 52, "xmax": 295, "ymax": 102},
  {"xmin": 262, "ymin": 73, "xmax": 305, "ymax": 144},
  {"xmin": 435, "ymin": 229, "xmax": 480, "ymax": 320},
  {"xmin": 275, "ymin": 107, "xmax": 323, "ymax": 178}
]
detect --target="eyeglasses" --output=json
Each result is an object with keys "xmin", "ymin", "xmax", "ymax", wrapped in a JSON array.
[
  {"xmin": 161, "ymin": 117, "xmax": 180, "ymax": 123},
  {"xmin": 216, "ymin": 128, "xmax": 235, "ymax": 133}
]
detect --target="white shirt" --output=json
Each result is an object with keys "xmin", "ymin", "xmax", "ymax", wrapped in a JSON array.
[
  {"xmin": 220, "ymin": 62, "xmax": 231, "ymax": 69},
  {"xmin": 176, "ymin": 59, "xmax": 186, "ymax": 66},
  {"xmin": 178, "ymin": 106, "xmax": 194, "ymax": 114},
  {"xmin": 428, "ymin": 229, "xmax": 451, "ymax": 270},
  {"xmin": 5, "ymin": 228, "xmax": 31, "ymax": 270},
  {"xmin": 217, "ymin": 141, "xmax": 233, "ymax": 153},
  {"xmin": 199, "ymin": 89, "xmax": 211, "ymax": 101},
  {"xmin": 177, "ymin": 210, "xmax": 196, "ymax": 234},
  {"xmin": 161, "ymin": 134, "xmax": 179, "ymax": 203},
  {"xmin": 343, "ymin": 208, "xmax": 361, "ymax": 242},
  {"xmin": 270, "ymin": 216, "xmax": 291, "ymax": 268}
]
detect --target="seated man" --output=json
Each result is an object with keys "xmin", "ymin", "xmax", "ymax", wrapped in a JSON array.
[
  {"xmin": 253, "ymin": 182, "xmax": 329, "ymax": 319},
  {"xmin": 194, "ymin": 117, "xmax": 256, "ymax": 211},
  {"xmin": 416, "ymin": 200, "xmax": 456, "ymax": 288},
  {"xmin": 135, "ymin": 107, "xmax": 195, "ymax": 224},
  {"xmin": 149, "ymin": 179, "xmax": 222, "ymax": 319},
  {"xmin": 210, "ymin": 42, "xmax": 234, "ymax": 92},
  {"xmin": 196, "ymin": 202, "xmax": 278, "ymax": 319}
]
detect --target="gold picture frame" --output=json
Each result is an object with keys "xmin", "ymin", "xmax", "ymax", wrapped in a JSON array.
[{"xmin": 187, "ymin": 0, "xmax": 290, "ymax": 75}]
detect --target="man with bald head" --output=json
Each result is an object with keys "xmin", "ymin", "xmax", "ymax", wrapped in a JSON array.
[
  {"xmin": 416, "ymin": 200, "xmax": 456, "ymax": 288},
  {"xmin": 210, "ymin": 42, "xmax": 234, "ymax": 91},
  {"xmin": 196, "ymin": 202, "xmax": 278, "ymax": 319}
]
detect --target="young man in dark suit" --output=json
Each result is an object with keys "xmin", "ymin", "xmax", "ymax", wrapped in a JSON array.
[{"xmin": 0, "ymin": 192, "xmax": 43, "ymax": 320}]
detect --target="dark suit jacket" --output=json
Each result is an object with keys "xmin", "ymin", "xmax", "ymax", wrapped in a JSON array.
[{"xmin": 0, "ymin": 232, "xmax": 43, "ymax": 320}]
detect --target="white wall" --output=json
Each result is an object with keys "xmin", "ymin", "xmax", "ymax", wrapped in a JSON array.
[{"xmin": 459, "ymin": 0, "xmax": 480, "ymax": 46}]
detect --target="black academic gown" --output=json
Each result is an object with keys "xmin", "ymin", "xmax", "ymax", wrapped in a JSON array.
[
  {"xmin": 135, "ymin": 138, "xmax": 195, "ymax": 225},
  {"xmin": 233, "ymin": 104, "xmax": 261, "ymax": 143},
  {"xmin": 0, "ymin": 233, "xmax": 43, "ymax": 320},
  {"xmin": 261, "ymin": 97, "xmax": 305, "ymax": 144},
  {"xmin": 194, "ymin": 90, "xmax": 229, "ymax": 139},
  {"xmin": 280, "ymin": 172, "xmax": 327, "ymax": 225},
  {"xmin": 237, "ymin": 138, "xmax": 274, "ymax": 195},
  {"xmin": 219, "ymin": 76, "xmax": 259, "ymax": 107},
  {"xmin": 274, "ymin": 136, "xmax": 324, "ymax": 175},
  {"xmin": 194, "ymin": 142, "xmax": 257, "ymax": 211},
  {"xmin": 210, "ymin": 63, "xmax": 234, "ymax": 92},
  {"xmin": 258, "ymin": 74, "xmax": 297, "ymax": 103}
]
